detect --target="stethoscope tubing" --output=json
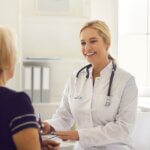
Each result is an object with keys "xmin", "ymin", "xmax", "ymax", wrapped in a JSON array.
[{"xmin": 76, "ymin": 62, "xmax": 117, "ymax": 106}]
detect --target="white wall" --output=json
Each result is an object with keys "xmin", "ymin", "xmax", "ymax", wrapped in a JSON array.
[
  {"xmin": 0, "ymin": 0, "xmax": 22, "ymax": 90},
  {"xmin": 21, "ymin": 0, "xmax": 88, "ymax": 59},
  {"xmin": 0, "ymin": 0, "xmax": 21, "ymax": 34},
  {"xmin": 90, "ymin": 0, "xmax": 118, "ymax": 59},
  {"xmin": 21, "ymin": 0, "xmax": 118, "ymax": 59},
  {"xmin": 118, "ymin": 0, "xmax": 150, "ymax": 88}
]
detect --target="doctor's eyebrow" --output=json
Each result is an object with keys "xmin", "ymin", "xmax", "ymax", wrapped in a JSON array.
[
  {"xmin": 89, "ymin": 37, "xmax": 98, "ymax": 40},
  {"xmin": 81, "ymin": 37, "xmax": 98, "ymax": 42}
]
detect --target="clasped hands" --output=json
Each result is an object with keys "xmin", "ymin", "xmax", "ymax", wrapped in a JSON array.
[
  {"xmin": 40, "ymin": 122, "xmax": 79, "ymax": 150},
  {"xmin": 43, "ymin": 122, "xmax": 79, "ymax": 141}
]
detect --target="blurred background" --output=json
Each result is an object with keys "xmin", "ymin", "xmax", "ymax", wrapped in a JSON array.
[{"xmin": 1, "ymin": 0, "xmax": 150, "ymax": 149}]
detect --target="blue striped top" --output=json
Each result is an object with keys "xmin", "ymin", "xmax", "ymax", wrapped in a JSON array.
[{"xmin": 0, "ymin": 87, "xmax": 38, "ymax": 150}]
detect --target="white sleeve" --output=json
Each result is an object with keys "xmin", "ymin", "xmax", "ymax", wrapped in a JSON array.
[
  {"xmin": 46, "ymin": 80, "xmax": 74, "ymax": 131},
  {"xmin": 78, "ymin": 77, "xmax": 138, "ymax": 147}
]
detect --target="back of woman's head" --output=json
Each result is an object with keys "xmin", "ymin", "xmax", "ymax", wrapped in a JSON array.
[
  {"xmin": 0, "ymin": 26, "xmax": 17, "ymax": 83},
  {"xmin": 80, "ymin": 20, "xmax": 111, "ymax": 46}
]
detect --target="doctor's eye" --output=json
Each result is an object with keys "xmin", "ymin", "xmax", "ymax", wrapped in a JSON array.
[
  {"xmin": 90, "ymin": 40, "xmax": 97, "ymax": 44},
  {"xmin": 81, "ymin": 41, "xmax": 86, "ymax": 46}
]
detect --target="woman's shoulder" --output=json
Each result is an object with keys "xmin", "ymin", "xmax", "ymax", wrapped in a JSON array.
[
  {"xmin": 0, "ymin": 87, "xmax": 30, "ymax": 102},
  {"xmin": 7, "ymin": 92, "xmax": 37, "ymax": 135},
  {"xmin": 0, "ymin": 87, "xmax": 32, "ymax": 109},
  {"xmin": 14, "ymin": 91, "xmax": 31, "ymax": 101},
  {"xmin": 116, "ymin": 66, "xmax": 134, "ymax": 79},
  {"xmin": 115, "ymin": 67, "xmax": 137, "ymax": 87},
  {"xmin": 11, "ymin": 92, "xmax": 32, "ymax": 109},
  {"xmin": 0, "ymin": 86, "xmax": 17, "ymax": 96}
]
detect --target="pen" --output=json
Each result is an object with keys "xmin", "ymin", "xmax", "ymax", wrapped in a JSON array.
[
  {"xmin": 48, "ymin": 135, "xmax": 58, "ymax": 139},
  {"xmin": 42, "ymin": 134, "xmax": 58, "ymax": 140},
  {"xmin": 37, "ymin": 113, "xmax": 44, "ymax": 131},
  {"xmin": 37, "ymin": 113, "xmax": 43, "ymax": 147}
]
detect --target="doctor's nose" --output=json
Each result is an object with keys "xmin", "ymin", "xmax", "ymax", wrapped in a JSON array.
[{"xmin": 83, "ymin": 43, "xmax": 92, "ymax": 53}]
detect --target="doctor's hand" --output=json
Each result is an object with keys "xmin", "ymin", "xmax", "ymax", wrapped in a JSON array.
[
  {"xmin": 42, "ymin": 122, "xmax": 55, "ymax": 135},
  {"xmin": 41, "ymin": 139, "xmax": 60, "ymax": 150},
  {"xmin": 52, "ymin": 130, "xmax": 79, "ymax": 141}
]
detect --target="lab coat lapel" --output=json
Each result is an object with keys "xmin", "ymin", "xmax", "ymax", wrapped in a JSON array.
[{"xmin": 70, "ymin": 71, "xmax": 94, "ymax": 129}]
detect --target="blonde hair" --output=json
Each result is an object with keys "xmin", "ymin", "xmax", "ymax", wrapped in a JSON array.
[
  {"xmin": 0, "ymin": 26, "xmax": 17, "ymax": 84},
  {"xmin": 80, "ymin": 20, "xmax": 114, "ymax": 61}
]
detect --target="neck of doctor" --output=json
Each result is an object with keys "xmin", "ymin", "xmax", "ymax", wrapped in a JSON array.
[{"xmin": 92, "ymin": 57, "xmax": 110, "ymax": 81}]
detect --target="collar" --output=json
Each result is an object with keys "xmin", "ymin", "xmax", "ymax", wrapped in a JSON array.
[{"xmin": 89, "ymin": 61, "xmax": 113, "ymax": 78}]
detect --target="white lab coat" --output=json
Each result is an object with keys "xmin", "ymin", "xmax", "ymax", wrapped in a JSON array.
[{"xmin": 47, "ymin": 62, "xmax": 138, "ymax": 150}]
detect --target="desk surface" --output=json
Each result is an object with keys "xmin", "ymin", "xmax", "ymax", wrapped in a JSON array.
[{"xmin": 138, "ymin": 97, "xmax": 150, "ymax": 111}]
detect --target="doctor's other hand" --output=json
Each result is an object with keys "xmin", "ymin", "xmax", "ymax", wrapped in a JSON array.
[
  {"xmin": 42, "ymin": 122, "xmax": 55, "ymax": 134},
  {"xmin": 52, "ymin": 130, "xmax": 79, "ymax": 141},
  {"xmin": 41, "ymin": 139, "xmax": 60, "ymax": 150}
]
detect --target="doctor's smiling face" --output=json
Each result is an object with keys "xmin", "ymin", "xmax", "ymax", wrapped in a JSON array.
[
  {"xmin": 80, "ymin": 20, "xmax": 112, "ymax": 69},
  {"xmin": 80, "ymin": 27, "xmax": 109, "ymax": 66}
]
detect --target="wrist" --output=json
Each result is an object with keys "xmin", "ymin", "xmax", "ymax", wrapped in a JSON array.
[
  {"xmin": 51, "ymin": 126, "xmax": 55, "ymax": 132},
  {"xmin": 49, "ymin": 125, "xmax": 55, "ymax": 133}
]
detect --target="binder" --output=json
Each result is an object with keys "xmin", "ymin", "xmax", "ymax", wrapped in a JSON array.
[
  {"xmin": 24, "ymin": 67, "xmax": 32, "ymax": 100},
  {"xmin": 42, "ymin": 67, "xmax": 50, "ymax": 102},
  {"xmin": 23, "ymin": 60, "xmax": 51, "ymax": 103},
  {"xmin": 33, "ymin": 67, "xmax": 41, "ymax": 103}
]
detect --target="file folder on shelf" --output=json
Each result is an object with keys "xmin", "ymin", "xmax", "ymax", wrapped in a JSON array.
[{"xmin": 23, "ymin": 60, "xmax": 50, "ymax": 103}]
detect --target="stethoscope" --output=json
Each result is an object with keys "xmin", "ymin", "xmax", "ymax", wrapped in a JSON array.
[{"xmin": 76, "ymin": 62, "xmax": 117, "ymax": 106}]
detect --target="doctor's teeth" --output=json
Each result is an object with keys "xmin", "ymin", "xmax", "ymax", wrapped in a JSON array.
[{"xmin": 86, "ymin": 52, "xmax": 96, "ymax": 56}]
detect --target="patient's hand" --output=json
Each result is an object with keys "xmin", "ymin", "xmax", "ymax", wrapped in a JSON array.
[
  {"xmin": 42, "ymin": 122, "xmax": 55, "ymax": 135},
  {"xmin": 41, "ymin": 139, "xmax": 60, "ymax": 150}
]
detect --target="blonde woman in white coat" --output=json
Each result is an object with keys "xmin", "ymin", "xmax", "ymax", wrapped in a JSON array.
[{"xmin": 43, "ymin": 20, "xmax": 138, "ymax": 150}]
